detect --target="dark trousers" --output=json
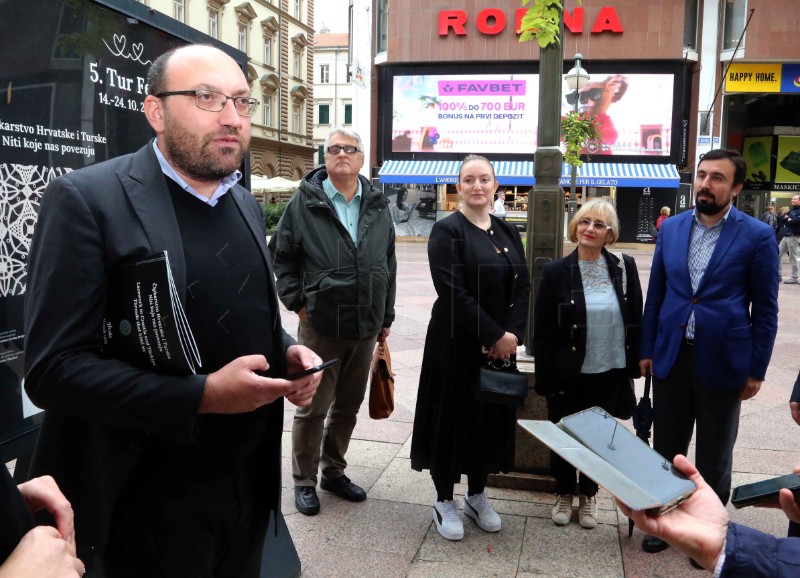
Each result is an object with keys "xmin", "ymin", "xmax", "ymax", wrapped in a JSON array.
[
  {"xmin": 653, "ymin": 341, "xmax": 742, "ymax": 504},
  {"xmin": 104, "ymin": 475, "xmax": 267, "ymax": 578},
  {"xmin": 546, "ymin": 368, "xmax": 628, "ymax": 496},
  {"xmin": 431, "ymin": 471, "xmax": 488, "ymax": 502}
]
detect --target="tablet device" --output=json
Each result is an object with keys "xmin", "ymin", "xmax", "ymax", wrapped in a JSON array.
[{"xmin": 519, "ymin": 407, "xmax": 696, "ymax": 514}]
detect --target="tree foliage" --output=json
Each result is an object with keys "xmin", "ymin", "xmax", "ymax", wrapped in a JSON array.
[{"xmin": 518, "ymin": 0, "xmax": 582, "ymax": 48}]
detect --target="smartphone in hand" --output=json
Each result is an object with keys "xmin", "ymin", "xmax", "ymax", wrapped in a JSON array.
[
  {"xmin": 284, "ymin": 358, "xmax": 339, "ymax": 381},
  {"xmin": 731, "ymin": 474, "xmax": 800, "ymax": 508}
]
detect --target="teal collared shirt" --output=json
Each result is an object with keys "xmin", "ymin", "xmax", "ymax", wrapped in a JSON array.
[
  {"xmin": 152, "ymin": 140, "xmax": 241, "ymax": 207},
  {"xmin": 323, "ymin": 177, "xmax": 362, "ymax": 243}
]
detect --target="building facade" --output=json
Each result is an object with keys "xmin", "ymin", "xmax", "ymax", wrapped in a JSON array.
[
  {"xmin": 144, "ymin": 0, "xmax": 317, "ymax": 179},
  {"xmin": 312, "ymin": 32, "xmax": 353, "ymax": 165},
  {"xmin": 368, "ymin": 0, "xmax": 800, "ymax": 240}
]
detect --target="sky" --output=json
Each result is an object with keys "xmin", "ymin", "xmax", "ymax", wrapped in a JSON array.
[{"xmin": 314, "ymin": 0, "xmax": 349, "ymax": 33}]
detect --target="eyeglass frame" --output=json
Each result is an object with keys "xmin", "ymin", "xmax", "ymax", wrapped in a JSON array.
[
  {"xmin": 576, "ymin": 218, "xmax": 612, "ymax": 232},
  {"xmin": 565, "ymin": 87, "xmax": 604, "ymax": 106},
  {"xmin": 326, "ymin": 145, "xmax": 361, "ymax": 155},
  {"xmin": 155, "ymin": 89, "xmax": 260, "ymax": 117}
]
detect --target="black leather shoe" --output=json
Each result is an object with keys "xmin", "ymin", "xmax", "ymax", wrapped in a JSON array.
[
  {"xmin": 642, "ymin": 534, "xmax": 669, "ymax": 553},
  {"xmin": 294, "ymin": 486, "xmax": 320, "ymax": 516},
  {"xmin": 320, "ymin": 475, "xmax": 367, "ymax": 502},
  {"xmin": 689, "ymin": 557, "xmax": 704, "ymax": 569}
]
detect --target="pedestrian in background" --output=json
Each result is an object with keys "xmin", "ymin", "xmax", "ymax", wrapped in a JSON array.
[
  {"xmin": 656, "ymin": 206, "xmax": 671, "ymax": 232},
  {"xmin": 760, "ymin": 204, "xmax": 777, "ymax": 230},
  {"xmin": 777, "ymin": 196, "xmax": 800, "ymax": 284},
  {"xmin": 493, "ymin": 190, "xmax": 507, "ymax": 219},
  {"xmin": 410, "ymin": 154, "xmax": 530, "ymax": 541},
  {"xmin": 777, "ymin": 206, "xmax": 794, "ymax": 281},
  {"xmin": 534, "ymin": 199, "xmax": 642, "ymax": 530}
]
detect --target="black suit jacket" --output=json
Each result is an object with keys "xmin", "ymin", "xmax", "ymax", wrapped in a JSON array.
[
  {"xmin": 23, "ymin": 142, "xmax": 294, "ymax": 570},
  {"xmin": 533, "ymin": 248, "xmax": 643, "ymax": 396}
]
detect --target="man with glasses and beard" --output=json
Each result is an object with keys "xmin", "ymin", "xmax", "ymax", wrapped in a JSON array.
[
  {"xmin": 269, "ymin": 128, "xmax": 396, "ymax": 517},
  {"xmin": 638, "ymin": 149, "xmax": 779, "ymax": 564},
  {"xmin": 24, "ymin": 45, "xmax": 322, "ymax": 576}
]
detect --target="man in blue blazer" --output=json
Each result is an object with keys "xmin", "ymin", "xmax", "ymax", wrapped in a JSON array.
[
  {"xmin": 24, "ymin": 45, "xmax": 322, "ymax": 576},
  {"xmin": 640, "ymin": 148, "xmax": 779, "ymax": 554}
]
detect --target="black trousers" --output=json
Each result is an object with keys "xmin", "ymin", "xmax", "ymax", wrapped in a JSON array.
[
  {"xmin": 546, "ymin": 368, "xmax": 628, "ymax": 496},
  {"xmin": 653, "ymin": 341, "xmax": 742, "ymax": 504},
  {"xmin": 104, "ymin": 474, "xmax": 267, "ymax": 578}
]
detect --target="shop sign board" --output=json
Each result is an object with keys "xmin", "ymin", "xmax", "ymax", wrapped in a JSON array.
[
  {"xmin": 438, "ymin": 6, "xmax": 624, "ymax": 37},
  {"xmin": 725, "ymin": 63, "xmax": 800, "ymax": 93}
]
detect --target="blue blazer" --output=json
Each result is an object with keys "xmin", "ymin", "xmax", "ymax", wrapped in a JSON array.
[
  {"xmin": 720, "ymin": 523, "xmax": 800, "ymax": 577},
  {"xmin": 641, "ymin": 205, "xmax": 779, "ymax": 390}
]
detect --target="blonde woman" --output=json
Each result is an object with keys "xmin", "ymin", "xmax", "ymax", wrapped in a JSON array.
[
  {"xmin": 656, "ymin": 206, "xmax": 671, "ymax": 231},
  {"xmin": 533, "ymin": 199, "xmax": 643, "ymax": 529}
]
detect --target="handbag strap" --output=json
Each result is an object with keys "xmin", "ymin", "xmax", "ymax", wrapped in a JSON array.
[{"xmin": 643, "ymin": 373, "xmax": 651, "ymax": 399}]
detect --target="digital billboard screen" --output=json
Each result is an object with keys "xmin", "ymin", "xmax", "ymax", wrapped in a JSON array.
[{"xmin": 390, "ymin": 72, "xmax": 675, "ymax": 157}]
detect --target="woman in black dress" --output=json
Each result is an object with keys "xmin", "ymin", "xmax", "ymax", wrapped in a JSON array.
[{"xmin": 410, "ymin": 155, "xmax": 530, "ymax": 541}]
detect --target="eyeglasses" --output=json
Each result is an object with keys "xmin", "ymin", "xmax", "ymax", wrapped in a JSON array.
[
  {"xmin": 565, "ymin": 87, "xmax": 604, "ymax": 106},
  {"xmin": 156, "ymin": 89, "xmax": 260, "ymax": 117},
  {"xmin": 577, "ymin": 218, "xmax": 612, "ymax": 231},
  {"xmin": 326, "ymin": 145, "xmax": 361, "ymax": 155}
]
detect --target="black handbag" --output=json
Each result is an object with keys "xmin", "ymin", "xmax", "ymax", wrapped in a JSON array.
[{"xmin": 476, "ymin": 359, "xmax": 528, "ymax": 407}]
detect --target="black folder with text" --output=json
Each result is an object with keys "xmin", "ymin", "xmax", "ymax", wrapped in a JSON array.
[
  {"xmin": 519, "ymin": 407, "xmax": 696, "ymax": 514},
  {"xmin": 101, "ymin": 251, "xmax": 201, "ymax": 375}
]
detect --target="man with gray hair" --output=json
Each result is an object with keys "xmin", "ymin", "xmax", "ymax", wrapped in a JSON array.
[{"xmin": 269, "ymin": 128, "xmax": 397, "ymax": 516}]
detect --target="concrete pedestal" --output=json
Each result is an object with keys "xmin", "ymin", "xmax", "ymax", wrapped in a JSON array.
[{"xmin": 487, "ymin": 351, "xmax": 555, "ymax": 492}]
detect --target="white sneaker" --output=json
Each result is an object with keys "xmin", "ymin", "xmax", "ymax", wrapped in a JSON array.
[
  {"xmin": 578, "ymin": 494, "xmax": 598, "ymax": 529},
  {"xmin": 433, "ymin": 500, "xmax": 464, "ymax": 540},
  {"xmin": 551, "ymin": 493, "xmax": 573, "ymax": 526},
  {"xmin": 463, "ymin": 491, "xmax": 501, "ymax": 532}
]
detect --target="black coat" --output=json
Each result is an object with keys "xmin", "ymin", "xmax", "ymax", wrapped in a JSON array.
[
  {"xmin": 410, "ymin": 212, "xmax": 531, "ymax": 481},
  {"xmin": 23, "ymin": 142, "xmax": 293, "ymax": 571},
  {"xmin": 533, "ymin": 248, "xmax": 643, "ymax": 396}
]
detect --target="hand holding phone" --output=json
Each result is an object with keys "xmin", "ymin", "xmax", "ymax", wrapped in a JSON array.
[
  {"xmin": 731, "ymin": 473, "xmax": 800, "ymax": 508},
  {"xmin": 284, "ymin": 358, "xmax": 339, "ymax": 381}
]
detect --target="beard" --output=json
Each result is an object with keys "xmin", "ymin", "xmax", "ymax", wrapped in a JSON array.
[
  {"xmin": 695, "ymin": 191, "xmax": 726, "ymax": 216},
  {"xmin": 164, "ymin": 116, "xmax": 248, "ymax": 182}
]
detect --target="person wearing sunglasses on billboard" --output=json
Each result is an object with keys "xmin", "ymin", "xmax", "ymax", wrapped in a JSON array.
[{"xmin": 566, "ymin": 75, "xmax": 628, "ymax": 154}]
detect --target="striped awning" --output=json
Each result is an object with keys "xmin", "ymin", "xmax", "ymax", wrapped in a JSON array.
[{"xmin": 378, "ymin": 160, "xmax": 680, "ymax": 188}]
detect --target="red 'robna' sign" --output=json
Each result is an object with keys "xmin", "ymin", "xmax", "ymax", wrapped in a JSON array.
[{"xmin": 438, "ymin": 6, "xmax": 624, "ymax": 37}]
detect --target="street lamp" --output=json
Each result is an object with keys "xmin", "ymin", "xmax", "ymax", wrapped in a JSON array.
[{"xmin": 564, "ymin": 54, "xmax": 590, "ymax": 221}]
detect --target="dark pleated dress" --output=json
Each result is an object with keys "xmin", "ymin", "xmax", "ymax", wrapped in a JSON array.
[{"xmin": 410, "ymin": 211, "xmax": 530, "ymax": 483}]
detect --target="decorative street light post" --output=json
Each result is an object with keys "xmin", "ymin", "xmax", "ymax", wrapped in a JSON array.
[{"xmin": 564, "ymin": 54, "xmax": 590, "ymax": 221}]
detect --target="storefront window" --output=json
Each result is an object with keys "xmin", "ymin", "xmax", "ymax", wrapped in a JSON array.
[
  {"xmin": 376, "ymin": 0, "xmax": 388, "ymax": 54},
  {"xmin": 683, "ymin": 0, "xmax": 699, "ymax": 50},
  {"xmin": 722, "ymin": 0, "xmax": 746, "ymax": 51}
]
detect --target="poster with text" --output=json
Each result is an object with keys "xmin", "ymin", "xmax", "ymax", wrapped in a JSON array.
[
  {"xmin": 391, "ymin": 74, "xmax": 540, "ymax": 154},
  {"xmin": 0, "ymin": 0, "xmax": 187, "ymax": 443}
]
